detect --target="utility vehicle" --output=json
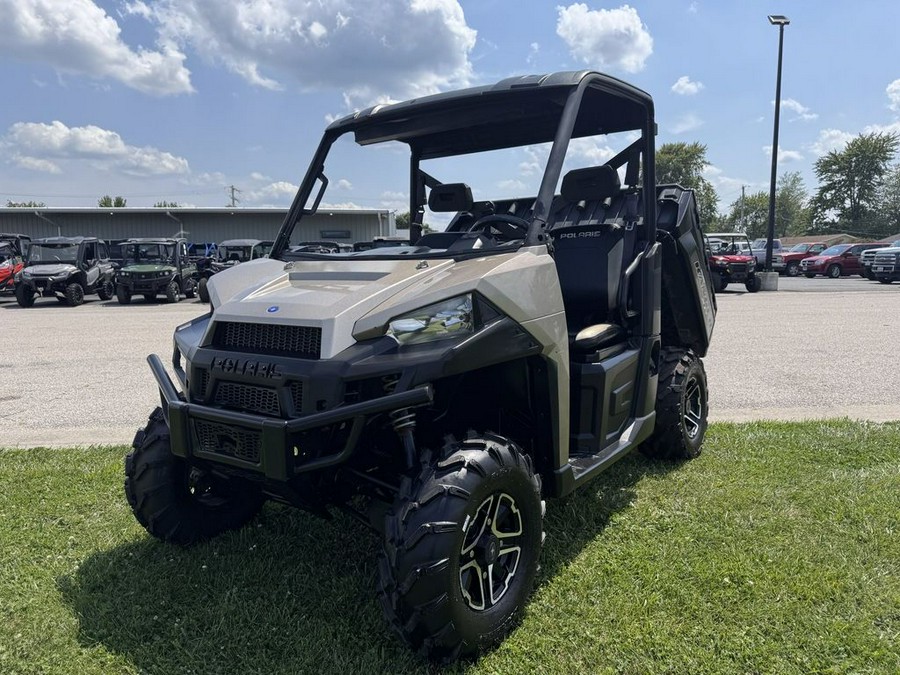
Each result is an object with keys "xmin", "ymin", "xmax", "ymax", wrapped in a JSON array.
[
  {"xmin": 705, "ymin": 232, "xmax": 761, "ymax": 292},
  {"xmin": 124, "ymin": 71, "xmax": 716, "ymax": 662},
  {"xmin": 196, "ymin": 239, "xmax": 273, "ymax": 302},
  {"xmin": 15, "ymin": 236, "xmax": 115, "ymax": 306},
  {"xmin": 114, "ymin": 238, "xmax": 198, "ymax": 303}
]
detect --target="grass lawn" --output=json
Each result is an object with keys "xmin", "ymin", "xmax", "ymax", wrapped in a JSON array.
[{"xmin": 1, "ymin": 420, "xmax": 898, "ymax": 675}]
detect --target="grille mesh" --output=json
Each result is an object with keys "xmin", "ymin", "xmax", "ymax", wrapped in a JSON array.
[
  {"xmin": 193, "ymin": 420, "xmax": 261, "ymax": 463},
  {"xmin": 213, "ymin": 322, "xmax": 321, "ymax": 359},
  {"xmin": 289, "ymin": 381, "xmax": 304, "ymax": 414},
  {"xmin": 213, "ymin": 381, "xmax": 280, "ymax": 417}
]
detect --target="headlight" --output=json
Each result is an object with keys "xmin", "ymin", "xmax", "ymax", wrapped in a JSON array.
[
  {"xmin": 22, "ymin": 270, "xmax": 32, "ymax": 278},
  {"xmin": 715, "ymin": 259, "xmax": 728, "ymax": 267},
  {"xmin": 386, "ymin": 294, "xmax": 474, "ymax": 345}
]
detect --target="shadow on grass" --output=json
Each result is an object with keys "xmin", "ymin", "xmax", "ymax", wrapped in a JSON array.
[
  {"xmin": 537, "ymin": 454, "xmax": 681, "ymax": 584},
  {"xmin": 58, "ymin": 454, "xmax": 683, "ymax": 675}
]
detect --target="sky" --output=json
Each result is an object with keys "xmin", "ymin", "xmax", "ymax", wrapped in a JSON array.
[{"xmin": 1, "ymin": 0, "xmax": 899, "ymax": 222}]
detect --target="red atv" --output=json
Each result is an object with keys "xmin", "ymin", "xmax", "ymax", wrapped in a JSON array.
[
  {"xmin": 705, "ymin": 232, "xmax": 761, "ymax": 293},
  {"xmin": 0, "ymin": 233, "xmax": 30, "ymax": 295}
]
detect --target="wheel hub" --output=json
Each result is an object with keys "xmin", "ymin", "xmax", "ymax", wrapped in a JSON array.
[{"xmin": 459, "ymin": 493, "xmax": 523, "ymax": 612}]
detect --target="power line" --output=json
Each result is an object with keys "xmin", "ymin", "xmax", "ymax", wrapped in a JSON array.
[{"xmin": 226, "ymin": 185, "xmax": 241, "ymax": 207}]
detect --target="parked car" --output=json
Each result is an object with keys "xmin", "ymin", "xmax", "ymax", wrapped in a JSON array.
[
  {"xmin": 705, "ymin": 232, "xmax": 760, "ymax": 292},
  {"xmin": 14, "ymin": 236, "xmax": 115, "ymax": 306},
  {"xmin": 750, "ymin": 237, "xmax": 783, "ymax": 268},
  {"xmin": 772, "ymin": 241, "xmax": 827, "ymax": 276},
  {"xmin": 871, "ymin": 241, "xmax": 900, "ymax": 284},
  {"xmin": 114, "ymin": 238, "xmax": 198, "ymax": 303},
  {"xmin": 862, "ymin": 239, "xmax": 900, "ymax": 281},
  {"xmin": 800, "ymin": 242, "xmax": 889, "ymax": 278}
]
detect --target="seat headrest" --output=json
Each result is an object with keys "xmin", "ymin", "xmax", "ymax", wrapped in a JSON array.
[
  {"xmin": 561, "ymin": 165, "xmax": 621, "ymax": 202},
  {"xmin": 428, "ymin": 183, "xmax": 474, "ymax": 212}
]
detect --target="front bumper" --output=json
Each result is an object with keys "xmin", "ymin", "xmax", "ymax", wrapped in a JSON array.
[
  {"xmin": 149, "ymin": 353, "xmax": 433, "ymax": 481},
  {"xmin": 20, "ymin": 277, "xmax": 65, "ymax": 296},
  {"xmin": 118, "ymin": 276, "xmax": 172, "ymax": 293}
]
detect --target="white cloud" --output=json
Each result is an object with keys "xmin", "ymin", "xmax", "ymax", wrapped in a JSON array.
[
  {"xmin": 1, "ymin": 0, "xmax": 192, "ymax": 96},
  {"xmin": 809, "ymin": 128, "xmax": 855, "ymax": 156},
  {"xmin": 1, "ymin": 120, "xmax": 189, "ymax": 176},
  {"xmin": 763, "ymin": 145, "xmax": 803, "ymax": 163},
  {"xmin": 888, "ymin": 79, "xmax": 900, "ymax": 112},
  {"xmin": 498, "ymin": 179, "xmax": 527, "ymax": 192},
  {"xmin": 526, "ymin": 42, "xmax": 540, "ymax": 67},
  {"xmin": 556, "ymin": 4, "xmax": 652, "ymax": 73},
  {"xmin": 671, "ymin": 75, "xmax": 704, "ymax": 96},
  {"xmin": 11, "ymin": 154, "xmax": 61, "ymax": 173},
  {"xmin": 244, "ymin": 180, "xmax": 298, "ymax": 205},
  {"xmin": 567, "ymin": 138, "xmax": 615, "ymax": 164},
  {"xmin": 132, "ymin": 0, "xmax": 476, "ymax": 106},
  {"xmin": 336, "ymin": 179, "xmax": 352, "ymax": 190},
  {"xmin": 777, "ymin": 98, "xmax": 818, "ymax": 121},
  {"xmin": 249, "ymin": 171, "xmax": 271, "ymax": 182},
  {"xmin": 671, "ymin": 114, "xmax": 704, "ymax": 134}
]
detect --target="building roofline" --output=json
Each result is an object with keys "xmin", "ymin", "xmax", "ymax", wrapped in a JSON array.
[{"xmin": 0, "ymin": 207, "xmax": 391, "ymax": 216}]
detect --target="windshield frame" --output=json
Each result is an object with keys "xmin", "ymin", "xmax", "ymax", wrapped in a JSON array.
[
  {"xmin": 269, "ymin": 72, "xmax": 657, "ymax": 262},
  {"xmin": 27, "ymin": 242, "xmax": 80, "ymax": 266}
]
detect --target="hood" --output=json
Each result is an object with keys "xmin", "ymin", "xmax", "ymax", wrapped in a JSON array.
[
  {"xmin": 710, "ymin": 254, "xmax": 754, "ymax": 264},
  {"xmin": 24, "ymin": 263, "xmax": 77, "ymax": 276},
  {"xmin": 206, "ymin": 251, "xmax": 547, "ymax": 359},
  {"xmin": 120, "ymin": 263, "xmax": 175, "ymax": 273}
]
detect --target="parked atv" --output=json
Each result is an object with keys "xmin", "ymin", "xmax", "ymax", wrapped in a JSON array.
[
  {"xmin": 705, "ymin": 232, "xmax": 761, "ymax": 292},
  {"xmin": 124, "ymin": 71, "xmax": 716, "ymax": 662},
  {"xmin": 114, "ymin": 238, "xmax": 197, "ymax": 304},
  {"xmin": 15, "ymin": 236, "xmax": 115, "ymax": 307},
  {"xmin": 0, "ymin": 233, "xmax": 30, "ymax": 295},
  {"xmin": 196, "ymin": 239, "xmax": 272, "ymax": 302}
]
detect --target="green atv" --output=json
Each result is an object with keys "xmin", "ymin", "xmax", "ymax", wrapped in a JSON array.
[{"xmin": 115, "ymin": 238, "xmax": 198, "ymax": 304}]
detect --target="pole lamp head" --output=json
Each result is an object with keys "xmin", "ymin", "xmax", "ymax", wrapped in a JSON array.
[{"xmin": 768, "ymin": 14, "xmax": 790, "ymax": 26}]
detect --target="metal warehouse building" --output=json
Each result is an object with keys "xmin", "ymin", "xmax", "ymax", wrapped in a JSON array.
[{"xmin": 0, "ymin": 207, "xmax": 396, "ymax": 245}]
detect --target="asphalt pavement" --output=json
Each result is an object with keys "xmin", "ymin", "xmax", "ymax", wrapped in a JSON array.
[{"xmin": 1, "ymin": 275, "xmax": 898, "ymax": 447}]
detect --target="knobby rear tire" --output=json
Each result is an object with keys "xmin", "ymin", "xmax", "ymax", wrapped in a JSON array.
[{"xmin": 641, "ymin": 348, "xmax": 709, "ymax": 460}]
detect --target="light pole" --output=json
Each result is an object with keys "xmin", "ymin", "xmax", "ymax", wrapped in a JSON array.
[{"xmin": 765, "ymin": 14, "xmax": 789, "ymax": 272}]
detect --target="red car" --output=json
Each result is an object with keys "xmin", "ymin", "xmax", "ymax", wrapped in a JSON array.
[
  {"xmin": 772, "ymin": 242, "xmax": 827, "ymax": 277},
  {"xmin": 799, "ymin": 242, "xmax": 889, "ymax": 278}
]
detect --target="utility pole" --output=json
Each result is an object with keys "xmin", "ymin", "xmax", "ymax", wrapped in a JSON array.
[
  {"xmin": 740, "ymin": 185, "xmax": 746, "ymax": 232},
  {"xmin": 227, "ymin": 185, "xmax": 241, "ymax": 207}
]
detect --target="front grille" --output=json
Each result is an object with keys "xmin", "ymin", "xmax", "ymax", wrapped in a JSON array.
[
  {"xmin": 861, "ymin": 251, "xmax": 877, "ymax": 263},
  {"xmin": 213, "ymin": 381, "xmax": 280, "ymax": 416},
  {"xmin": 729, "ymin": 263, "xmax": 747, "ymax": 273},
  {"xmin": 194, "ymin": 420, "xmax": 261, "ymax": 463},
  {"xmin": 213, "ymin": 321, "xmax": 321, "ymax": 359},
  {"xmin": 874, "ymin": 253, "xmax": 897, "ymax": 265}
]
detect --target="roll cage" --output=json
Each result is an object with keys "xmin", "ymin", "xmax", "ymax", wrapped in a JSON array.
[{"xmin": 270, "ymin": 71, "xmax": 656, "ymax": 259}]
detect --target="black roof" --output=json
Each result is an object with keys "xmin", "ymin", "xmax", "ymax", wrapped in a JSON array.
[
  {"xmin": 31, "ymin": 236, "xmax": 99, "ymax": 244},
  {"xmin": 125, "ymin": 237, "xmax": 183, "ymax": 245},
  {"xmin": 327, "ymin": 70, "xmax": 653, "ymax": 160}
]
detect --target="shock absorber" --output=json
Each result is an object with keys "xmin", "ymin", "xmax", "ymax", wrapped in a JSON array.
[{"xmin": 383, "ymin": 375, "xmax": 417, "ymax": 468}]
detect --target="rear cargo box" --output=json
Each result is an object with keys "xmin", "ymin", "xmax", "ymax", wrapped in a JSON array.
[{"xmin": 655, "ymin": 184, "xmax": 716, "ymax": 356}]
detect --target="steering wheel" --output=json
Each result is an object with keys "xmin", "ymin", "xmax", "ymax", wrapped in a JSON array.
[{"xmin": 467, "ymin": 214, "xmax": 529, "ymax": 239}]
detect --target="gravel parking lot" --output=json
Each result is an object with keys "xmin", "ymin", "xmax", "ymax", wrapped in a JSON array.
[{"xmin": 2, "ymin": 275, "xmax": 898, "ymax": 447}]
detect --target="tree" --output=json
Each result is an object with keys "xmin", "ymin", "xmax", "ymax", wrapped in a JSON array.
[
  {"xmin": 722, "ymin": 173, "xmax": 809, "ymax": 239},
  {"xmin": 394, "ymin": 211, "xmax": 433, "ymax": 233},
  {"xmin": 154, "ymin": 200, "xmax": 181, "ymax": 208},
  {"xmin": 724, "ymin": 190, "xmax": 769, "ymax": 239},
  {"xmin": 811, "ymin": 131, "xmax": 898, "ymax": 232},
  {"xmin": 655, "ymin": 142, "xmax": 720, "ymax": 225},
  {"xmin": 98, "ymin": 195, "xmax": 127, "ymax": 207},
  {"xmin": 6, "ymin": 200, "xmax": 46, "ymax": 207},
  {"xmin": 774, "ymin": 171, "xmax": 810, "ymax": 237},
  {"xmin": 873, "ymin": 164, "xmax": 900, "ymax": 237}
]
